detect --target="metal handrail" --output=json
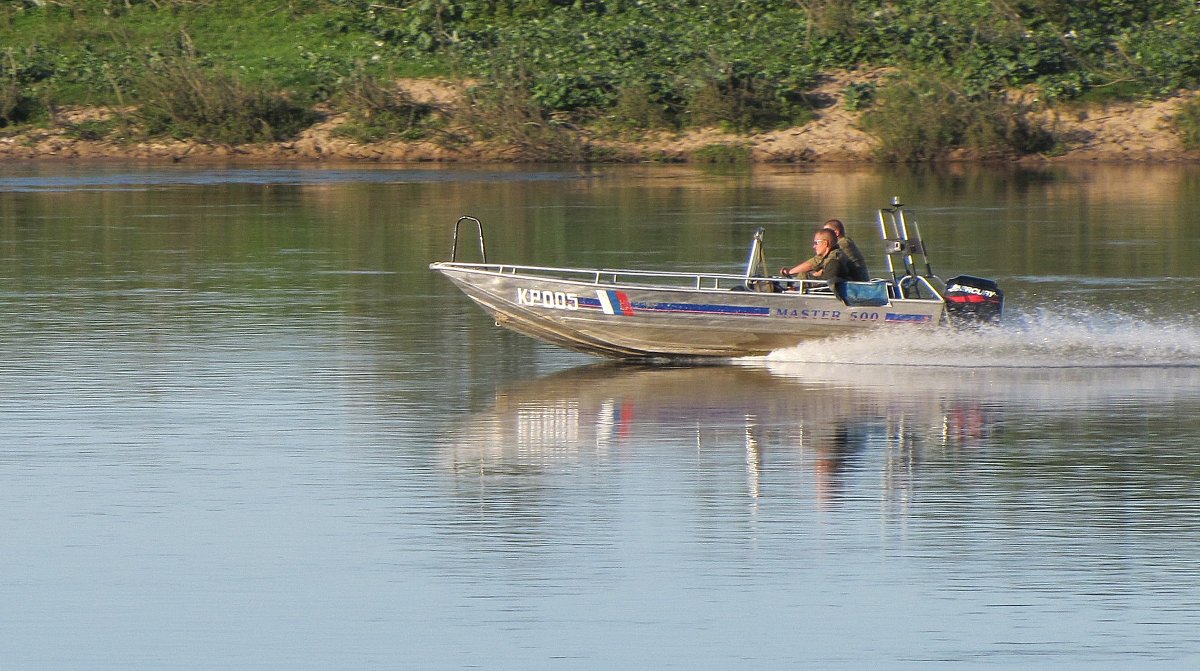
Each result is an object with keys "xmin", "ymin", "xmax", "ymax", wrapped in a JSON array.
[
  {"xmin": 744, "ymin": 227, "xmax": 767, "ymax": 279},
  {"xmin": 433, "ymin": 260, "xmax": 836, "ymax": 293},
  {"xmin": 895, "ymin": 274, "xmax": 945, "ymax": 300},
  {"xmin": 451, "ymin": 216, "xmax": 486, "ymax": 263},
  {"xmin": 878, "ymin": 198, "xmax": 942, "ymax": 293}
]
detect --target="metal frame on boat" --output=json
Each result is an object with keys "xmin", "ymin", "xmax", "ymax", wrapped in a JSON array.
[{"xmin": 430, "ymin": 199, "xmax": 1003, "ymax": 359}]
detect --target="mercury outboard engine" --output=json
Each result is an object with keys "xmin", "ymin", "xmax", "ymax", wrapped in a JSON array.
[{"xmin": 944, "ymin": 275, "xmax": 1004, "ymax": 325}]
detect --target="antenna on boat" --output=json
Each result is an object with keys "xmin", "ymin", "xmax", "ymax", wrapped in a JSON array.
[
  {"xmin": 878, "ymin": 198, "xmax": 906, "ymax": 283},
  {"xmin": 906, "ymin": 212, "xmax": 935, "ymax": 277},
  {"xmin": 894, "ymin": 203, "xmax": 917, "ymax": 277}
]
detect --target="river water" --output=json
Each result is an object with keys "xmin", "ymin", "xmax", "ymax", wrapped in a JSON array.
[{"xmin": 2, "ymin": 162, "xmax": 1199, "ymax": 669}]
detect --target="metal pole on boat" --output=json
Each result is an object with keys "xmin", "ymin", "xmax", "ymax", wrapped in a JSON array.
[
  {"xmin": 744, "ymin": 227, "xmax": 767, "ymax": 279},
  {"xmin": 878, "ymin": 205, "xmax": 899, "ymax": 283},
  {"xmin": 908, "ymin": 215, "xmax": 935, "ymax": 277},
  {"xmin": 894, "ymin": 204, "xmax": 917, "ymax": 277}
]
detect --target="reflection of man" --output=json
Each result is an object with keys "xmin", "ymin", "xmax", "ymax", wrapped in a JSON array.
[
  {"xmin": 944, "ymin": 403, "xmax": 991, "ymax": 443},
  {"xmin": 812, "ymin": 422, "xmax": 861, "ymax": 506}
]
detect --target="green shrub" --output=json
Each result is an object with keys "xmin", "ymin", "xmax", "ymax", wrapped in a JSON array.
[
  {"xmin": 691, "ymin": 142, "xmax": 752, "ymax": 164},
  {"xmin": 62, "ymin": 117, "xmax": 121, "ymax": 140},
  {"xmin": 861, "ymin": 71, "xmax": 1052, "ymax": 161},
  {"xmin": 0, "ymin": 76, "xmax": 28, "ymax": 127},
  {"xmin": 686, "ymin": 61, "xmax": 814, "ymax": 133},
  {"xmin": 456, "ymin": 67, "xmax": 590, "ymax": 161},
  {"xmin": 1174, "ymin": 97, "xmax": 1200, "ymax": 150},
  {"xmin": 608, "ymin": 81, "xmax": 677, "ymax": 131},
  {"xmin": 134, "ymin": 53, "xmax": 317, "ymax": 144},
  {"xmin": 332, "ymin": 66, "xmax": 442, "ymax": 143},
  {"xmin": 842, "ymin": 81, "xmax": 875, "ymax": 111},
  {"xmin": 0, "ymin": 48, "xmax": 45, "ymax": 127}
]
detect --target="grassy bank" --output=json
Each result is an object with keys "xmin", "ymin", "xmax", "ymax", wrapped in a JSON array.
[{"xmin": 4, "ymin": 1, "xmax": 1200, "ymax": 161}]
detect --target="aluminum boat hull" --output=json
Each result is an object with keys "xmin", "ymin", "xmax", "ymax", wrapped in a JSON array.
[{"xmin": 430, "ymin": 262, "xmax": 946, "ymax": 358}]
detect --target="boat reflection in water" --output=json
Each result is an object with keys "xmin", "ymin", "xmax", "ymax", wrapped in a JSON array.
[{"xmin": 444, "ymin": 360, "xmax": 1200, "ymax": 509}]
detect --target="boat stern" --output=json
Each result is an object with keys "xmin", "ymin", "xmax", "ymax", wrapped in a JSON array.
[{"xmin": 943, "ymin": 275, "xmax": 1004, "ymax": 325}]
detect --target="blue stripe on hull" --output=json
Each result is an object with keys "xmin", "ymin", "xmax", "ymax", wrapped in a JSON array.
[
  {"xmin": 885, "ymin": 313, "xmax": 932, "ymax": 323},
  {"xmin": 643, "ymin": 302, "xmax": 771, "ymax": 316},
  {"xmin": 575, "ymin": 297, "xmax": 769, "ymax": 317}
]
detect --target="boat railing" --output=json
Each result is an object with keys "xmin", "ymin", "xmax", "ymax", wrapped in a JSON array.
[
  {"xmin": 437, "ymin": 261, "xmax": 835, "ymax": 293},
  {"xmin": 450, "ymin": 216, "xmax": 487, "ymax": 263},
  {"xmin": 893, "ymin": 274, "xmax": 944, "ymax": 300}
]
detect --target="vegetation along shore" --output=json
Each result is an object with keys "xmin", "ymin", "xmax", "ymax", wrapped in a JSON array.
[{"xmin": 3, "ymin": 0, "xmax": 1200, "ymax": 164}]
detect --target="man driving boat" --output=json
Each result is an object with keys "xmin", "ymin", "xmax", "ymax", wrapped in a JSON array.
[
  {"xmin": 782, "ymin": 227, "xmax": 853, "ymax": 288},
  {"xmin": 780, "ymin": 219, "xmax": 867, "ymax": 281},
  {"xmin": 823, "ymin": 219, "xmax": 869, "ymax": 281}
]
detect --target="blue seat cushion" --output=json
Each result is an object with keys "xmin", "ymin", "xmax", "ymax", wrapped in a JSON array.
[{"xmin": 840, "ymin": 280, "xmax": 890, "ymax": 307}]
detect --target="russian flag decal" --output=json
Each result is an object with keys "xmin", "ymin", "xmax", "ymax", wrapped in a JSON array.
[{"xmin": 597, "ymin": 290, "xmax": 635, "ymax": 315}]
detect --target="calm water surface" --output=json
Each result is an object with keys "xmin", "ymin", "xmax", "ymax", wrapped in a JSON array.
[{"xmin": 2, "ymin": 163, "xmax": 1199, "ymax": 669}]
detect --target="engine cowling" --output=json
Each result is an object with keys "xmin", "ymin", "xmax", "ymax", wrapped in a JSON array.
[{"xmin": 944, "ymin": 275, "xmax": 1004, "ymax": 325}]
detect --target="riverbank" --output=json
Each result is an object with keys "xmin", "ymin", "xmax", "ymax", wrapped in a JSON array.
[{"xmin": 3, "ymin": 74, "xmax": 1197, "ymax": 164}]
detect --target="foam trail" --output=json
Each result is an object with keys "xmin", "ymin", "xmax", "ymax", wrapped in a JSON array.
[{"xmin": 758, "ymin": 306, "xmax": 1200, "ymax": 369}]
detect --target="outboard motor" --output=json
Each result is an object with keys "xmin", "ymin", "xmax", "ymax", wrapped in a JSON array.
[{"xmin": 944, "ymin": 275, "xmax": 1004, "ymax": 325}]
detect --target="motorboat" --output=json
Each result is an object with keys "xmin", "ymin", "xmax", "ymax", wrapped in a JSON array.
[{"xmin": 429, "ymin": 199, "xmax": 1003, "ymax": 359}]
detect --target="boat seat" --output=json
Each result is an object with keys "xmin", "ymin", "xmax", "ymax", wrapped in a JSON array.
[{"xmin": 838, "ymin": 280, "xmax": 890, "ymax": 307}]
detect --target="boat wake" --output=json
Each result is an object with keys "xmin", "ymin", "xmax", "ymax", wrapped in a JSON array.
[{"xmin": 757, "ymin": 306, "xmax": 1200, "ymax": 369}]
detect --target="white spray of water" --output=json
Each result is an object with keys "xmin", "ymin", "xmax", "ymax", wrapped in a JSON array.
[
  {"xmin": 736, "ymin": 307, "xmax": 1200, "ymax": 405},
  {"xmin": 761, "ymin": 306, "xmax": 1200, "ymax": 369}
]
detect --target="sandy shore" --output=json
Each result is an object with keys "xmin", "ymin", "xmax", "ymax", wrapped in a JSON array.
[{"xmin": 3, "ymin": 74, "xmax": 1197, "ymax": 164}]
